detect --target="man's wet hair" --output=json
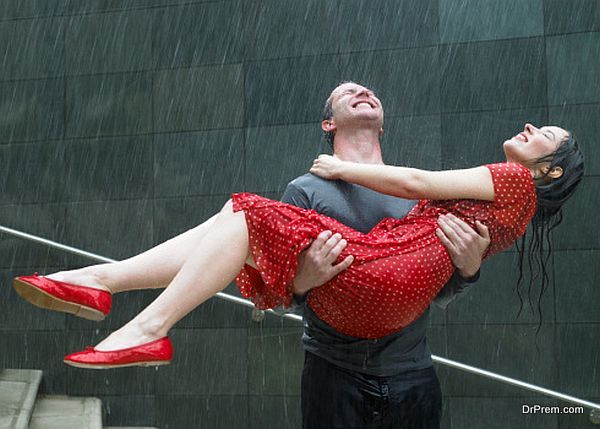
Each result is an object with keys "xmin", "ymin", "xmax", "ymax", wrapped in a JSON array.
[{"xmin": 321, "ymin": 81, "xmax": 356, "ymax": 149}]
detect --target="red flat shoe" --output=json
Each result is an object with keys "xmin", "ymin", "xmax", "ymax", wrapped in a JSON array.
[
  {"xmin": 63, "ymin": 337, "xmax": 173, "ymax": 369},
  {"xmin": 13, "ymin": 273, "xmax": 112, "ymax": 321}
]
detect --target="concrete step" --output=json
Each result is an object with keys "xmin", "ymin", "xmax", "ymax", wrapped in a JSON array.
[
  {"xmin": 0, "ymin": 369, "xmax": 43, "ymax": 429},
  {"xmin": 28, "ymin": 395, "xmax": 102, "ymax": 429}
]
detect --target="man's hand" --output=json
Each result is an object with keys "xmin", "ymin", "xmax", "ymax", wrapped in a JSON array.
[
  {"xmin": 435, "ymin": 214, "xmax": 490, "ymax": 279},
  {"xmin": 293, "ymin": 230, "xmax": 354, "ymax": 296}
]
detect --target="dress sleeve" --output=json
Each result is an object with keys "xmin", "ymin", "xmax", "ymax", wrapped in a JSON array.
[{"xmin": 484, "ymin": 162, "xmax": 537, "ymax": 239}]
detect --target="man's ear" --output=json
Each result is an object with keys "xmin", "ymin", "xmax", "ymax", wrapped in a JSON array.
[
  {"xmin": 379, "ymin": 127, "xmax": 384, "ymax": 137},
  {"xmin": 322, "ymin": 119, "xmax": 336, "ymax": 133}
]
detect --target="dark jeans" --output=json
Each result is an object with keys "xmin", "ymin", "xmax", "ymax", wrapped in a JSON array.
[{"xmin": 301, "ymin": 352, "xmax": 442, "ymax": 429}]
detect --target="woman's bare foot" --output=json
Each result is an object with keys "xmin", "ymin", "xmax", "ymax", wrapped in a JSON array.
[{"xmin": 46, "ymin": 266, "xmax": 112, "ymax": 293}]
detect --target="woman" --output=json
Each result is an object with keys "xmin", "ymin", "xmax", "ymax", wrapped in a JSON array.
[{"xmin": 13, "ymin": 124, "xmax": 584, "ymax": 368}]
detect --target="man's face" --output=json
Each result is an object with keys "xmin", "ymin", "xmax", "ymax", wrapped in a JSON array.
[{"xmin": 327, "ymin": 83, "xmax": 384, "ymax": 128}]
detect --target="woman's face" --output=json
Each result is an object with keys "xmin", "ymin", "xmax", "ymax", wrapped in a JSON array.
[{"xmin": 503, "ymin": 124, "xmax": 569, "ymax": 165}]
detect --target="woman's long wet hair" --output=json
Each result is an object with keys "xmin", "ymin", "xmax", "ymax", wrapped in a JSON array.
[{"xmin": 514, "ymin": 133, "xmax": 584, "ymax": 336}]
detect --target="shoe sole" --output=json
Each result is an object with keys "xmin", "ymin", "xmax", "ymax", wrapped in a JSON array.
[
  {"xmin": 63, "ymin": 359, "xmax": 171, "ymax": 369},
  {"xmin": 13, "ymin": 278, "xmax": 106, "ymax": 322}
]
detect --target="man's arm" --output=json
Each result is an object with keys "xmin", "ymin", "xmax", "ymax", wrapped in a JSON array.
[
  {"xmin": 281, "ymin": 182, "xmax": 488, "ymax": 309},
  {"xmin": 280, "ymin": 182, "xmax": 352, "ymax": 304},
  {"xmin": 432, "ymin": 213, "xmax": 490, "ymax": 308}
]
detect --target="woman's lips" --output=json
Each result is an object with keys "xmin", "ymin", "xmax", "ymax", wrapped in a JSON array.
[{"xmin": 515, "ymin": 132, "xmax": 528, "ymax": 142}]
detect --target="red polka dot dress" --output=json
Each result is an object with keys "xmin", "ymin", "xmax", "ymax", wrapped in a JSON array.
[{"xmin": 232, "ymin": 162, "xmax": 536, "ymax": 339}]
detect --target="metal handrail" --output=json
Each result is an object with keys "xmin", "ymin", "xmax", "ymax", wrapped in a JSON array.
[{"xmin": 1, "ymin": 224, "xmax": 599, "ymax": 417}]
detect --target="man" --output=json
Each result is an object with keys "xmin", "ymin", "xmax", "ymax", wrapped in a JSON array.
[{"xmin": 282, "ymin": 82, "xmax": 490, "ymax": 429}]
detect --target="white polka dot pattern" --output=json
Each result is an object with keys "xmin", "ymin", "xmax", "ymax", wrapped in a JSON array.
[{"xmin": 232, "ymin": 162, "xmax": 537, "ymax": 339}]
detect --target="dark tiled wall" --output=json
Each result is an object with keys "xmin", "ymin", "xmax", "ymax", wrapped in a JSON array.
[{"xmin": 0, "ymin": 1, "xmax": 598, "ymax": 428}]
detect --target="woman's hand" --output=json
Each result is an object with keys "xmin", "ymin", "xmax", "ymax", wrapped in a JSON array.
[{"xmin": 310, "ymin": 154, "xmax": 345, "ymax": 180}]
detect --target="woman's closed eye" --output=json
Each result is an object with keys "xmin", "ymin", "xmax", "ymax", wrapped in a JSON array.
[{"xmin": 543, "ymin": 129, "xmax": 556, "ymax": 141}]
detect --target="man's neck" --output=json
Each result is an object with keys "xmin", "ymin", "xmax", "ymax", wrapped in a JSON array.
[{"xmin": 332, "ymin": 130, "xmax": 384, "ymax": 165}]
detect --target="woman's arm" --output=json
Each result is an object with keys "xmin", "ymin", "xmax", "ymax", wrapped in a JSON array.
[{"xmin": 310, "ymin": 155, "xmax": 495, "ymax": 201}]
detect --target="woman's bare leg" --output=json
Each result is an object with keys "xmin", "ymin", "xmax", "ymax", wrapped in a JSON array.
[
  {"xmin": 94, "ymin": 200, "xmax": 250, "ymax": 351},
  {"xmin": 46, "ymin": 214, "xmax": 219, "ymax": 294}
]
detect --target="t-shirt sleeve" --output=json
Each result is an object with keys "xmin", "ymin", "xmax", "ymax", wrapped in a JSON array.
[
  {"xmin": 432, "ymin": 270, "xmax": 477, "ymax": 308},
  {"xmin": 281, "ymin": 182, "xmax": 311, "ymax": 209},
  {"xmin": 484, "ymin": 162, "xmax": 537, "ymax": 241}
]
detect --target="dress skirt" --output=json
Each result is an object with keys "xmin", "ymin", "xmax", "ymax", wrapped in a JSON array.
[{"xmin": 231, "ymin": 192, "xmax": 454, "ymax": 339}]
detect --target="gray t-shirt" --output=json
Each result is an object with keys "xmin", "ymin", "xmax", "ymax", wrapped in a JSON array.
[{"xmin": 281, "ymin": 173, "xmax": 474, "ymax": 376}]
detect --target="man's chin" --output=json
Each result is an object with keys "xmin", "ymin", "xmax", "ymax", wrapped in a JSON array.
[{"xmin": 351, "ymin": 112, "xmax": 383, "ymax": 121}]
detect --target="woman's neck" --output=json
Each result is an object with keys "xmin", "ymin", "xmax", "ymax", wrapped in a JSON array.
[{"xmin": 505, "ymin": 157, "xmax": 539, "ymax": 179}]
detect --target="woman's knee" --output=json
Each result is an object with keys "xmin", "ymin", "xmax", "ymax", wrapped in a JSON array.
[{"xmin": 220, "ymin": 199, "xmax": 234, "ymax": 215}]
